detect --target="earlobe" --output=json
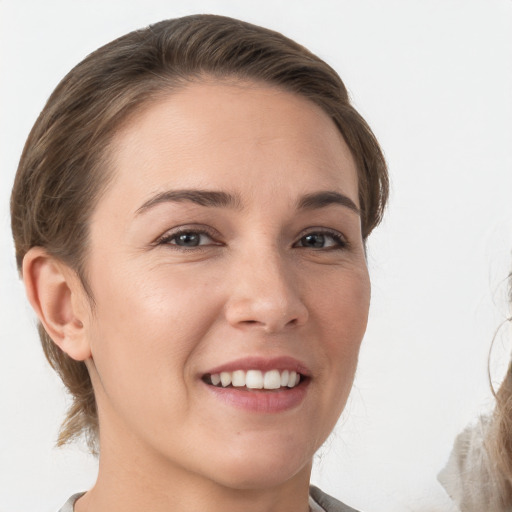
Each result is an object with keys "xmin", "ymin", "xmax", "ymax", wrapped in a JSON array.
[{"xmin": 22, "ymin": 247, "xmax": 92, "ymax": 361}]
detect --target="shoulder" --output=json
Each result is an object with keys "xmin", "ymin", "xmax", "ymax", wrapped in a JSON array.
[
  {"xmin": 309, "ymin": 485, "xmax": 361, "ymax": 512},
  {"xmin": 57, "ymin": 493, "xmax": 85, "ymax": 512}
]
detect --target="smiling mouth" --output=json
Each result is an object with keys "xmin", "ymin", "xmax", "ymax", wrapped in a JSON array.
[{"xmin": 202, "ymin": 369, "xmax": 304, "ymax": 390}]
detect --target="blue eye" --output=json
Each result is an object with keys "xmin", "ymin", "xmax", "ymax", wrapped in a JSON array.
[
  {"xmin": 301, "ymin": 233, "xmax": 326, "ymax": 248},
  {"xmin": 159, "ymin": 230, "xmax": 216, "ymax": 247},
  {"xmin": 295, "ymin": 231, "xmax": 346, "ymax": 249}
]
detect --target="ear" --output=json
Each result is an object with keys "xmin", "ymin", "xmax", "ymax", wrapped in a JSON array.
[{"xmin": 22, "ymin": 247, "xmax": 92, "ymax": 361}]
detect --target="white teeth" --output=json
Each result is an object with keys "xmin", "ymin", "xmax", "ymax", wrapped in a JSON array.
[
  {"xmin": 208, "ymin": 369, "xmax": 302, "ymax": 389},
  {"xmin": 220, "ymin": 372, "xmax": 231, "ymax": 387},
  {"xmin": 263, "ymin": 369, "xmax": 281, "ymax": 389},
  {"xmin": 232, "ymin": 370, "xmax": 245, "ymax": 387},
  {"xmin": 246, "ymin": 370, "xmax": 263, "ymax": 389},
  {"xmin": 287, "ymin": 371, "xmax": 297, "ymax": 388}
]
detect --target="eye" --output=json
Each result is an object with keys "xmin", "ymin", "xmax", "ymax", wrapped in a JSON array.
[
  {"xmin": 294, "ymin": 230, "xmax": 347, "ymax": 250},
  {"xmin": 157, "ymin": 229, "xmax": 218, "ymax": 248}
]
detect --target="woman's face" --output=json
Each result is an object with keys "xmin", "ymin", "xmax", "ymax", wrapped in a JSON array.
[{"xmin": 81, "ymin": 81, "xmax": 370, "ymax": 489}]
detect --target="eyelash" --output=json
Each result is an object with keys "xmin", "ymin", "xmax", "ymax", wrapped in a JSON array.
[
  {"xmin": 155, "ymin": 227, "xmax": 349, "ymax": 251},
  {"xmin": 156, "ymin": 227, "xmax": 220, "ymax": 250},
  {"xmin": 293, "ymin": 228, "xmax": 349, "ymax": 250}
]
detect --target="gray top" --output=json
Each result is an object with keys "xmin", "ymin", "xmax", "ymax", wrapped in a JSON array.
[
  {"xmin": 309, "ymin": 485, "xmax": 361, "ymax": 511},
  {"xmin": 59, "ymin": 485, "xmax": 360, "ymax": 512}
]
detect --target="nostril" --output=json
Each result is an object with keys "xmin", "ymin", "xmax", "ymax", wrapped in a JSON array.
[{"xmin": 224, "ymin": 293, "xmax": 308, "ymax": 332}]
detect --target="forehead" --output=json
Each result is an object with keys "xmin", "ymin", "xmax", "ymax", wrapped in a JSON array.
[{"xmin": 103, "ymin": 80, "xmax": 358, "ymax": 211}]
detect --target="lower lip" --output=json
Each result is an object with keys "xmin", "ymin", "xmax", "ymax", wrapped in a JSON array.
[{"xmin": 204, "ymin": 381, "xmax": 309, "ymax": 413}]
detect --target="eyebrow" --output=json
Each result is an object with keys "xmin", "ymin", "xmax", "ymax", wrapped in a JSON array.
[
  {"xmin": 135, "ymin": 188, "xmax": 359, "ymax": 216},
  {"xmin": 136, "ymin": 189, "xmax": 242, "ymax": 214},
  {"xmin": 297, "ymin": 191, "xmax": 360, "ymax": 215}
]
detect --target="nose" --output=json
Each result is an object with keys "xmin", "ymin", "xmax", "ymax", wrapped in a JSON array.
[{"xmin": 224, "ymin": 249, "xmax": 309, "ymax": 333}]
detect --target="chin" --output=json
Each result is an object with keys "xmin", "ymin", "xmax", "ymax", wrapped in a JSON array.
[
  {"xmin": 214, "ymin": 466, "xmax": 309, "ymax": 491},
  {"xmin": 203, "ymin": 444, "xmax": 313, "ymax": 491}
]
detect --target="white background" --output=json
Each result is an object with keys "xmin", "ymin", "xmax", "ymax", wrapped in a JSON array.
[{"xmin": 1, "ymin": 1, "xmax": 511, "ymax": 511}]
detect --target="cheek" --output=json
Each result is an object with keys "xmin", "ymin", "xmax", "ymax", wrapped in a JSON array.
[
  {"xmin": 90, "ymin": 260, "xmax": 218, "ymax": 338},
  {"xmin": 313, "ymin": 264, "xmax": 371, "ymax": 344},
  {"xmin": 85, "ymin": 265, "xmax": 222, "ymax": 404},
  {"xmin": 311, "ymin": 266, "xmax": 370, "ymax": 402}
]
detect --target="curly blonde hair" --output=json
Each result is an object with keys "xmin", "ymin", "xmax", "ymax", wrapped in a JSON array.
[{"xmin": 487, "ymin": 278, "xmax": 512, "ymax": 506}]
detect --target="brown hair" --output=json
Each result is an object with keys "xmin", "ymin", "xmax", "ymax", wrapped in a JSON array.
[{"xmin": 10, "ymin": 14, "xmax": 388, "ymax": 450}]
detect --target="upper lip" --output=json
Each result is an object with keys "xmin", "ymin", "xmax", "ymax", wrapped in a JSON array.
[{"xmin": 203, "ymin": 356, "xmax": 311, "ymax": 377}]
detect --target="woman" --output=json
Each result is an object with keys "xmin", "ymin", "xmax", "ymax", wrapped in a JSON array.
[
  {"xmin": 439, "ymin": 273, "xmax": 512, "ymax": 512},
  {"xmin": 10, "ymin": 14, "xmax": 388, "ymax": 512}
]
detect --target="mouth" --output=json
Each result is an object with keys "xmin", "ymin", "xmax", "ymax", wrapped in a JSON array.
[
  {"xmin": 202, "ymin": 369, "xmax": 305, "ymax": 390},
  {"xmin": 201, "ymin": 357, "xmax": 310, "ymax": 412}
]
